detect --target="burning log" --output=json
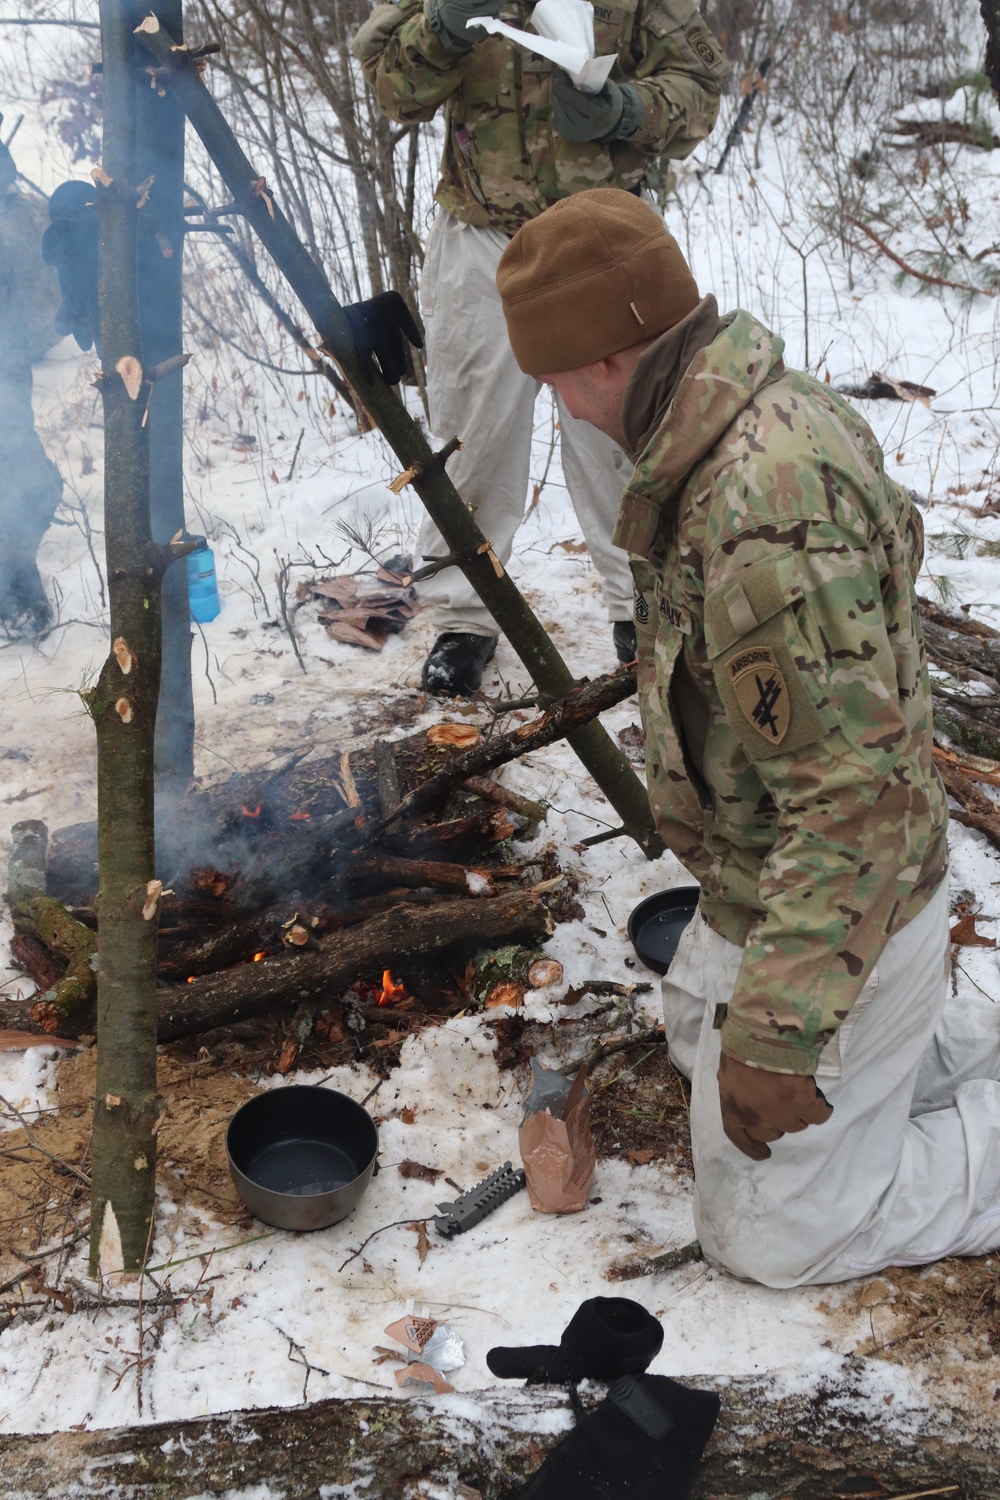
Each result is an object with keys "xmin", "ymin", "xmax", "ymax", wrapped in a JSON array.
[{"xmin": 159, "ymin": 890, "xmax": 553, "ymax": 1041}]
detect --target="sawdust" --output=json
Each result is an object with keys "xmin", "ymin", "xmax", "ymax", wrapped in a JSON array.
[
  {"xmin": 817, "ymin": 1256, "xmax": 1000, "ymax": 1401},
  {"xmin": 0, "ymin": 1047, "xmax": 263, "ymax": 1282}
]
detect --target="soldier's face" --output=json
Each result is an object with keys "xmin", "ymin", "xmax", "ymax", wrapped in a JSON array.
[{"xmin": 541, "ymin": 360, "xmax": 629, "ymax": 448}]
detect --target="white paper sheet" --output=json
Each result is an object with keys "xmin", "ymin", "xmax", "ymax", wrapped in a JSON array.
[{"xmin": 468, "ymin": 0, "xmax": 616, "ymax": 92}]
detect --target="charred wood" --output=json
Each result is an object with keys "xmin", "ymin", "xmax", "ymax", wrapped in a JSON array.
[
  {"xmin": 462, "ymin": 775, "xmax": 548, "ymax": 826},
  {"xmin": 5, "ymin": 821, "xmax": 98, "ymax": 1029}
]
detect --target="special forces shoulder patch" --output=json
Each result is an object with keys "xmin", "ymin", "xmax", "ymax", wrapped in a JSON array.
[{"xmin": 727, "ymin": 645, "xmax": 789, "ymax": 744}]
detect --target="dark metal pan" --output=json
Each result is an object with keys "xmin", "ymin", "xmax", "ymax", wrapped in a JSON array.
[
  {"xmin": 627, "ymin": 886, "xmax": 700, "ymax": 975},
  {"xmin": 226, "ymin": 1085, "xmax": 378, "ymax": 1232}
]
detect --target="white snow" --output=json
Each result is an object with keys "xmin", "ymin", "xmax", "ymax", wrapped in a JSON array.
[{"xmin": 0, "ymin": 0, "xmax": 998, "ymax": 1449}]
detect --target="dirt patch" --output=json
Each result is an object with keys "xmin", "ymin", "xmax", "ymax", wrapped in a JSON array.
[
  {"xmin": 588, "ymin": 1040, "xmax": 692, "ymax": 1178},
  {"xmin": 0, "ymin": 1048, "xmax": 264, "ymax": 1284},
  {"xmin": 832, "ymin": 1258, "xmax": 1000, "ymax": 1373}
]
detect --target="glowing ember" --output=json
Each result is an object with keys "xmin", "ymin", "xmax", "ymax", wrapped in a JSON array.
[
  {"xmin": 253, "ymin": 951, "xmax": 267, "ymax": 962},
  {"xmin": 241, "ymin": 802, "xmax": 262, "ymax": 818},
  {"xmin": 377, "ymin": 969, "xmax": 406, "ymax": 1006},
  {"xmin": 288, "ymin": 809, "xmax": 311, "ymax": 821}
]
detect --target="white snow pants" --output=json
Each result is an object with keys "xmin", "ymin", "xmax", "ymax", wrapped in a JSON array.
[
  {"xmin": 416, "ymin": 211, "xmax": 634, "ymax": 637},
  {"xmin": 661, "ymin": 880, "xmax": 1000, "ymax": 1286}
]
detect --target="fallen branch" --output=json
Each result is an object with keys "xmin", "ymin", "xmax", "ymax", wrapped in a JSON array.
[
  {"xmin": 373, "ymin": 666, "xmax": 640, "ymax": 837},
  {"xmin": 934, "ymin": 758, "xmax": 1000, "ymax": 854},
  {"xmin": 605, "ymin": 1238, "xmax": 703, "ymax": 1282},
  {"xmin": 556, "ymin": 1026, "xmax": 664, "ymax": 1077},
  {"xmin": 847, "ymin": 217, "xmax": 994, "ymax": 296}
]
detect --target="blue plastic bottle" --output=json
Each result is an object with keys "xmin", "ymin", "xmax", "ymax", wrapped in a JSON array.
[{"xmin": 187, "ymin": 538, "xmax": 221, "ymax": 623}]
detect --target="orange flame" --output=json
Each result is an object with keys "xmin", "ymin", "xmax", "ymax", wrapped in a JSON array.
[
  {"xmin": 241, "ymin": 802, "xmax": 262, "ymax": 818},
  {"xmin": 253, "ymin": 951, "xmax": 266, "ymax": 962},
  {"xmin": 377, "ymin": 969, "xmax": 406, "ymax": 1006}
]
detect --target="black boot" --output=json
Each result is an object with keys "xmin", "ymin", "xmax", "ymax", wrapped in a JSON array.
[
  {"xmin": 612, "ymin": 620, "xmax": 637, "ymax": 664},
  {"xmin": 487, "ymin": 1296, "xmax": 663, "ymax": 1385},
  {"xmin": 421, "ymin": 631, "xmax": 497, "ymax": 696}
]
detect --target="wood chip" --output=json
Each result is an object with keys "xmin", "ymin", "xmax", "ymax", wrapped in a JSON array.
[
  {"xmin": 0, "ymin": 1031, "xmax": 82, "ymax": 1052},
  {"xmin": 427, "ymin": 723, "xmax": 480, "ymax": 748}
]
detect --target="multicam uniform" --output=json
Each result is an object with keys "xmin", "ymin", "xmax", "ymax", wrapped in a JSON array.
[
  {"xmin": 618, "ymin": 305, "xmax": 1000, "ymax": 1285},
  {"xmin": 353, "ymin": 0, "xmax": 728, "ymax": 637}
]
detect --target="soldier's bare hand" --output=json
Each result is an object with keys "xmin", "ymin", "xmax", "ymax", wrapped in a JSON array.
[{"xmin": 717, "ymin": 1051, "xmax": 833, "ymax": 1161}]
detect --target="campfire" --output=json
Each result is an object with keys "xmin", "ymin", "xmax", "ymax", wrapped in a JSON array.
[{"xmin": 3, "ymin": 709, "xmax": 588, "ymax": 1065}]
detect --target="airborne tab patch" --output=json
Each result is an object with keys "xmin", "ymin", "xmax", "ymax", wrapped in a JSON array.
[{"xmin": 728, "ymin": 646, "xmax": 789, "ymax": 744}]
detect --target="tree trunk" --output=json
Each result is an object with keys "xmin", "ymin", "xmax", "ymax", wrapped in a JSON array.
[
  {"xmin": 129, "ymin": 0, "xmax": 195, "ymax": 793},
  {"xmin": 134, "ymin": 16, "xmax": 663, "ymax": 861},
  {"xmin": 0, "ymin": 1368, "xmax": 994, "ymax": 1498},
  {"xmin": 87, "ymin": 0, "xmax": 190, "ymax": 1277}
]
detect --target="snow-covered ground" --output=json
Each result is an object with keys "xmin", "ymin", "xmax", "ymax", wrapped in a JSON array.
[{"xmin": 1, "ymin": 0, "xmax": 999, "ymax": 1450}]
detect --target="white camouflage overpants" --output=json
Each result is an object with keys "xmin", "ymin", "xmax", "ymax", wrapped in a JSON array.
[
  {"xmin": 416, "ymin": 211, "xmax": 634, "ymax": 637},
  {"xmin": 661, "ymin": 880, "xmax": 1000, "ymax": 1285}
]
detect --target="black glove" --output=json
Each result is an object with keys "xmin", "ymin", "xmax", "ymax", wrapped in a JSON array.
[
  {"xmin": 42, "ymin": 181, "xmax": 99, "ymax": 353},
  {"xmin": 427, "ymin": 0, "xmax": 502, "ymax": 51},
  {"xmin": 487, "ymin": 1297, "xmax": 663, "ymax": 1385},
  {"xmin": 551, "ymin": 71, "xmax": 644, "ymax": 144},
  {"xmin": 342, "ymin": 290, "xmax": 423, "ymax": 386},
  {"xmin": 513, "ymin": 1374, "xmax": 721, "ymax": 1500}
]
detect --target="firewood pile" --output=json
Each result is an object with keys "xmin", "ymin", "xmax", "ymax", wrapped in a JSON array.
[
  {"xmin": 920, "ymin": 596, "xmax": 1000, "ymax": 853},
  {"xmin": 3, "ymin": 668, "xmax": 640, "ymax": 1064}
]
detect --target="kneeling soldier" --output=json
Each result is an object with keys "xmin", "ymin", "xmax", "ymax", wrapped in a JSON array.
[{"xmin": 496, "ymin": 188, "xmax": 1000, "ymax": 1286}]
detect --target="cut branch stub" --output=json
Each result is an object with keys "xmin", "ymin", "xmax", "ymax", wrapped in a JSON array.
[
  {"xmin": 115, "ymin": 355, "xmax": 144, "ymax": 400},
  {"xmin": 112, "ymin": 637, "xmax": 136, "ymax": 675}
]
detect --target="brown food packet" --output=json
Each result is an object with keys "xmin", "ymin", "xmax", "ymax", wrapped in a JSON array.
[{"xmin": 518, "ymin": 1060, "xmax": 595, "ymax": 1213}]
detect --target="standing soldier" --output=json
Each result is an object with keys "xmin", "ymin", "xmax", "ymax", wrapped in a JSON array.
[
  {"xmin": 353, "ymin": 0, "xmax": 729, "ymax": 694},
  {"xmin": 0, "ymin": 123, "xmax": 63, "ymax": 639}
]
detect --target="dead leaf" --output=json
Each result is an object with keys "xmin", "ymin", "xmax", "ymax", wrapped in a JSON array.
[
  {"xmin": 949, "ymin": 915, "xmax": 996, "ymax": 948},
  {"xmin": 485, "ymin": 981, "xmax": 526, "ymax": 1010},
  {"xmin": 550, "ymin": 538, "xmax": 588, "ymax": 554},
  {"xmin": 626, "ymin": 1148, "xmax": 658, "ymax": 1166},
  {"xmin": 276, "ymin": 1036, "xmax": 299, "ymax": 1074},
  {"xmin": 409, "ymin": 1220, "xmax": 430, "ymax": 1263},
  {"xmin": 401, "ymin": 1105, "xmax": 416, "ymax": 1125},
  {"xmin": 398, "ymin": 1159, "xmax": 442, "ymax": 1183},
  {"xmin": 427, "ymin": 722, "xmax": 480, "ymax": 748}
]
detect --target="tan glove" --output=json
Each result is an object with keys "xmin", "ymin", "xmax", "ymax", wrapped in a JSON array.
[{"xmin": 717, "ymin": 1051, "xmax": 833, "ymax": 1161}]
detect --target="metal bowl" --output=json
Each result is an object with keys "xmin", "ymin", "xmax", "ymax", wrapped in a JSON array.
[
  {"xmin": 226, "ymin": 1085, "xmax": 378, "ymax": 1232},
  {"xmin": 627, "ymin": 886, "xmax": 700, "ymax": 975}
]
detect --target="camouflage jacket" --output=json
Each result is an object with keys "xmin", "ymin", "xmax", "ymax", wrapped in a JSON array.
[
  {"xmin": 614, "ymin": 310, "xmax": 949, "ymax": 1075},
  {"xmin": 352, "ymin": 0, "xmax": 728, "ymax": 232}
]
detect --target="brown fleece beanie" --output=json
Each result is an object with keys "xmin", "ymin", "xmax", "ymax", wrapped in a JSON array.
[{"xmin": 496, "ymin": 189, "xmax": 700, "ymax": 376}]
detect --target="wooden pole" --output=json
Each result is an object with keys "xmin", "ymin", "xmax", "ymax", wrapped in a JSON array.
[
  {"xmin": 133, "ymin": 15, "xmax": 664, "ymax": 860},
  {"xmin": 87, "ymin": 0, "xmax": 193, "ymax": 1276}
]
